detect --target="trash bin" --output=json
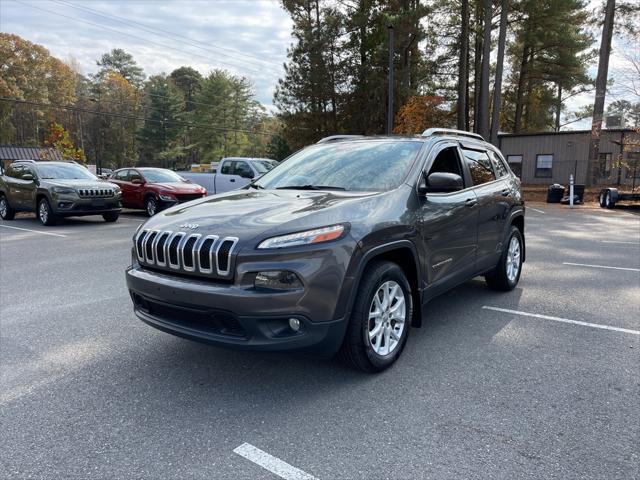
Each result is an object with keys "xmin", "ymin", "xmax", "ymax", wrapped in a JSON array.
[{"xmin": 546, "ymin": 184, "xmax": 565, "ymax": 203}]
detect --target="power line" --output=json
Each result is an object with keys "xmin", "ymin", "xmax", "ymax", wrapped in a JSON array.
[
  {"xmin": 50, "ymin": 0, "xmax": 285, "ymax": 73},
  {"xmin": 11, "ymin": 0, "xmax": 281, "ymax": 77},
  {"xmin": 0, "ymin": 97, "xmax": 273, "ymax": 136}
]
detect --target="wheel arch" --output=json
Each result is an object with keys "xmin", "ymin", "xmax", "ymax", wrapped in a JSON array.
[{"xmin": 347, "ymin": 240, "xmax": 423, "ymax": 328}]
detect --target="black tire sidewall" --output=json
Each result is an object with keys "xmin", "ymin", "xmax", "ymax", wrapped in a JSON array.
[{"xmin": 357, "ymin": 263, "xmax": 412, "ymax": 370}]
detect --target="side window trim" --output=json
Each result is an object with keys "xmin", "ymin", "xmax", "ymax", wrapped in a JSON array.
[{"xmin": 461, "ymin": 147, "xmax": 498, "ymax": 186}]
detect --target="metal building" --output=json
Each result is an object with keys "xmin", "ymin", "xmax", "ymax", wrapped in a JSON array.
[
  {"xmin": 498, "ymin": 129, "xmax": 640, "ymax": 186},
  {"xmin": 0, "ymin": 145, "xmax": 63, "ymax": 171}
]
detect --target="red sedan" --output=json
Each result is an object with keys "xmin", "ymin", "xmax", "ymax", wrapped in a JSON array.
[{"xmin": 109, "ymin": 168, "xmax": 207, "ymax": 216}]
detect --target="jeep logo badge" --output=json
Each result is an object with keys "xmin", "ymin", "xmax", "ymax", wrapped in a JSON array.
[{"xmin": 179, "ymin": 223, "xmax": 199, "ymax": 230}]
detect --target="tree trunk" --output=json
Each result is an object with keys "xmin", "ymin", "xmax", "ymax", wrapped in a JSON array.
[
  {"xmin": 587, "ymin": 0, "xmax": 615, "ymax": 186},
  {"xmin": 490, "ymin": 0, "xmax": 508, "ymax": 145},
  {"xmin": 514, "ymin": 46, "xmax": 530, "ymax": 133},
  {"xmin": 473, "ymin": 0, "xmax": 482, "ymax": 132},
  {"xmin": 457, "ymin": 0, "xmax": 469, "ymax": 130},
  {"xmin": 477, "ymin": 0, "xmax": 493, "ymax": 140},
  {"xmin": 554, "ymin": 84, "xmax": 562, "ymax": 131}
]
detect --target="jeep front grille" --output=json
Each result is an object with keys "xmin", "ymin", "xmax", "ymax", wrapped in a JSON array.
[
  {"xmin": 135, "ymin": 229, "xmax": 238, "ymax": 278},
  {"xmin": 78, "ymin": 188, "xmax": 115, "ymax": 198}
]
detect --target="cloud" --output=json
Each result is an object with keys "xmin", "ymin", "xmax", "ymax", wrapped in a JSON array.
[{"xmin": 0, "ymin": 0, "xmax": 293, "ymax": 106}]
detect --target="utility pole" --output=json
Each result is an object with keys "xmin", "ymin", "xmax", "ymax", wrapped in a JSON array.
[{"xmin": 387, "ymin": 23, "xmax": 395, "ymax": 135}]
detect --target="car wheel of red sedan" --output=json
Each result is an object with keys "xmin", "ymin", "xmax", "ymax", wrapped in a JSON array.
[{"xmin": 145, "ymin": 196, "xmax": 158, "ymax": 217}]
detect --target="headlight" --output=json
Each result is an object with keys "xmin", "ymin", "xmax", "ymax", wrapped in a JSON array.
[
  {"xmin": 257, "ymin": 224, "xmax": 345, "ymax": 249},
  {"xmin": 52, "ymin": 186, "xmax": 76, "ymax": 195},
  {"xmin": 159, "ymin": 193, "xmax": 175, "ymax": 201}
]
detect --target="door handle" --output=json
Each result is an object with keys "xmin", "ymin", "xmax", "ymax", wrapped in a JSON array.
[
  {"xmin": 465, "ymin": 198, "xmax": 478, "ymax": 207},
  {"xmin": 501, "ymin": 188, "xmax": 510, "ymax": 197},
  {"xmin": 230, "ymin": 179, "xmax": 236, "ymax": 183}
]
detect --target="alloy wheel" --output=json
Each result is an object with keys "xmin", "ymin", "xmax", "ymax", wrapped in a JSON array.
[
  {"xmin": 368, "ymin": 280, "xmax": 406, "ymax": 356},
  {"xmin": 0, "ymin": 198, "xmax": 6, "ymax": 217},
  {"xmin": 505, "ymin": 236, "xmax": 521, "ymax": 283},
  {"xmin": 39, "ymin": 201, "xmax": 49, "ymax": 224},
  {"xmin": 147, "ymin": 198, "xmax": 156, "ymax": 216}
]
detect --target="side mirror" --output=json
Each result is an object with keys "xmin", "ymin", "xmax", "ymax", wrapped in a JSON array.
[
  {"xmin": 131, "ymin": 179, "xmax": 145, "ymax": 185},
  {"xmin": 239, "ymin": 170, "xmax": 254, "ymax": 179},
  {"xmin": 426, "ymin": 172, "xmax": 464, "ymax": 193},
  {"xmin": 22, "ymin": 173, "xmax": 34, "ymax": 181}
]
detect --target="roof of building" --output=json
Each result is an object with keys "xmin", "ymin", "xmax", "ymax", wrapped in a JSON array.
[
  {"xmin": 498, "ymin": 128, "xmax": 637, "ymax": 138},
  {"xmin": 0, "ymin": 145, "xmax": 63, "ymax": 161}
]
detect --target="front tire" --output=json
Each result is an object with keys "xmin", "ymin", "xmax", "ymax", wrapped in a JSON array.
[
  {"xmin": 37, "ymin": 198, "xmax": 58, "ymax": 226},
  {"xmin": 0, "ymin": 194, "xmax": 16, "ymax": 220},
  {"xmin": 145, "ymin": 196, "xmax": 158, "ymax": 217},
  {"xmin": 485, "ymin": 226, "xmax": 523, "ymax": 291},
  {"xmin": 103, "ymin": 212, "xmax": 119, "ymax": 222},
  {"xmin": 339, "ymin": 260, "xmax": 412, "ymax": 373}
]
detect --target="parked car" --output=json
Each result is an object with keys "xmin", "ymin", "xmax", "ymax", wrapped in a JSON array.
[
  {"xmin": 0, "ymin": 160, "xmax": 121, "ymax": 225},
  {"xmin": 126, "ymin": 129, "xmax": 525, "ymax": 372},
  {"xmin": 179, "ymin": 157, "xmax": 275, "ymax": 193},
  {"xmin": 109, "ymin": 167, "xmax": 207, "ymax": 216}
]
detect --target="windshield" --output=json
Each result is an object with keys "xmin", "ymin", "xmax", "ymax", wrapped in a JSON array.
[
  {"xmin": 254, "ymin": 141, "xmax": 422, "ymax": 191},
  {"xmin": 141, "ymin": 169, "xmax": 186, "ymax": 183},
  {"xmin": 36, "ymin": 163, "xmax": 96, "ymax": 180},
  {"xmin": 253, "ymin": 161, "xmax": 274, "ymax": 174}
]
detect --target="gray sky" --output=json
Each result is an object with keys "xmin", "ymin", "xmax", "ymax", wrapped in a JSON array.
[
  {"xmin": 1, "ymin": 0, "xmax": 292, "ymax": 107},
  {"xmin": 1, "ymin": 0, "xmax": 636, "ymax": 129}
]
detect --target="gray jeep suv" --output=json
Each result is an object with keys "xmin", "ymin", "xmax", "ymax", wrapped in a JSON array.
[
  {"xmin": 0, "ymin": 160, "xmax": 122, "ymax": 225},
  {"xmin": 126, "ymin": 129, "xmax": 525, "ymax": 372}
]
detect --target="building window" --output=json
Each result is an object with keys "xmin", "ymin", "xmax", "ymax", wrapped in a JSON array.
[
  {"xmin": 506, "ymin": 155, "xmax": 522, "ymax": 178},
  {"xmin": 535, "ymin": 154, "xmax": 553, "ymax": 178},
  {"xmin": 598, "ymin": 153, "xmax": 612, "ymax": 179}
]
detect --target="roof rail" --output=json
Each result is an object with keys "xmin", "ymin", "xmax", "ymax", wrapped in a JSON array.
[
  {"xmin": 10, "ymin": 159, "xmax": 37, "ymax": 163},
  {"xmin": 316, "ymin": 135, "xmax": 365, "ymax": 144},
  {"xmin": 422, "ymin": 128, "xmax": 484, "ymax": 141}
]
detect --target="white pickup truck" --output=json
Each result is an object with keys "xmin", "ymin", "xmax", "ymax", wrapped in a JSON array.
[{"xmin": 179, "ymin": 157, "xmax": 276, "ymax": 194}]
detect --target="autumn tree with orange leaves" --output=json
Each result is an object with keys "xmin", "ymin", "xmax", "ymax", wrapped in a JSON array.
[
  {"xmin": 44, "ymin": 122, "xmax": 86, "ymax": 163},
  {"xmin": 393, "ymin": 96, "xmax": 453, "ymax": 135}
]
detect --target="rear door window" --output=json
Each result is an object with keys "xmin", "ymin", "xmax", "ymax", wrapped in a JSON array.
[
  {"xmin": 488, "ymin": 151, "xmax": 508, "ymax": 178},
  {"xmin": 462, "ymin": 149, "xmax": 496, "ymax": 186}
]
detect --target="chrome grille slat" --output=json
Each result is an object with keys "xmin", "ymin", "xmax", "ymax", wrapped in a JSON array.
[
  {"xmin": 136, "ymin": 229, "xmax": 238, "ymax": 278},
  {"xmin": 181, "ymin": 234, "xmax": 201, "ymax": 272}
]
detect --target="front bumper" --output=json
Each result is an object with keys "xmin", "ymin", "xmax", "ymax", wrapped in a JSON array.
[
  {"xmin": 126, "ymin": 266, "xmax": 348, "ymax": 354},
  {"xmin": 53, "ymin": 195, "xmax": 122, "ymax": 216}
]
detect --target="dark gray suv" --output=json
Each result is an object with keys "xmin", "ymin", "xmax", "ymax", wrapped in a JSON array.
[
  {"xmin": 0, "ymin": 160, "xmax": 122, "ymax": 225},
  {"xmin": 126, "ymin": 129, "xmax": 525, "ymax": 372}
]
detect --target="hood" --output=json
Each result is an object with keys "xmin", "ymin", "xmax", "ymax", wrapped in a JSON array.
[
  {"xmin": 45, "ymin": 179, "xmax": 118, "ymax": 189},
  {"xmin": 140, "ymin": 188, "xmax": 397, "ymax": 246},
  {"xmin": 152, "ymin": 182, "xmax": 205, "ymax": 193}
]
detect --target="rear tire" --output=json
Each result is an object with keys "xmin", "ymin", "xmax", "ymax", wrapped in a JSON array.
[
  {"xmin": 0, "ymin": 194, "xmax": 16, "ymax": 220},
  {"xmin": 604, "ymin": 191, "xmax": 615, "ymax": 209},
  {"xmin": 339, "ymin": 260, "xmax": 412, "ymax": 373},
  {"xmin": 485, "ymin": 226, "xmax": 523, "ymax": 291},
  {"xmin": 37, "ymin": 198, "xmax": 57, "ymax": 226},
  {"xmin": 145, "ymin": 196, "xmax": 158, "ymax": 217},
  {"xmin": 103, "ymin": 212, "xmax": 119, "ymax": 222}
]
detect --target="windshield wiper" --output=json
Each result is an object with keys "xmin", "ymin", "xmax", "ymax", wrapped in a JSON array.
[
  {"xmin": 276, "ymin": 185, "xmax": 346, "ymax": 191},
  {"xmin": 249, "ymin": 182, "xmax": 265, "ymax": 189}
]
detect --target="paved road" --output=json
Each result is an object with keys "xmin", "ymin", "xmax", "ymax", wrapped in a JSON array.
[{"xmin": 1, "ymin": 205, "xmax": 638, "ymax": 479}]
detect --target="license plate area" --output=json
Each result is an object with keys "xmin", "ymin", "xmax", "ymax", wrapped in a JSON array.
[{"xmin": 93, "ymin": 198, "xmax": 106, "ymax": 207}]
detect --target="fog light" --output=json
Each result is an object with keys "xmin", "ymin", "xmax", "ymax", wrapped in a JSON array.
[
  {"xmin": 254, "ymin": 271, "xmax": 303, "ymax": 291},
  {"xmin": 289, "ymin": 318, "xmax": 300, "ymax": 332}
]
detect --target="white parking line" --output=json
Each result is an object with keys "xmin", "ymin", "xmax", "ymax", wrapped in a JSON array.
[
  {"xmin": 482, "ymin": 306, "xmax": 640, "ymax": 335},
  {"xmin": 562, "ymin": 262, "xmax": 640, "ymax": 272},
  {"xmin": 233, "ymin": 443, "xmax": 318, "ymax": 480},
  {"xmin": 0, "ymin": 224, "xmax": 67, "ymax": 237},
  {"xmin": 527, "ymin": 207, "xmax": 546, "ymax": 214}
]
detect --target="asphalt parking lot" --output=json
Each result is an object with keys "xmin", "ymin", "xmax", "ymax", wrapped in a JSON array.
[{"xmin": 1, "ymin": 205, "xmax": 638, "ymax": 480}]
